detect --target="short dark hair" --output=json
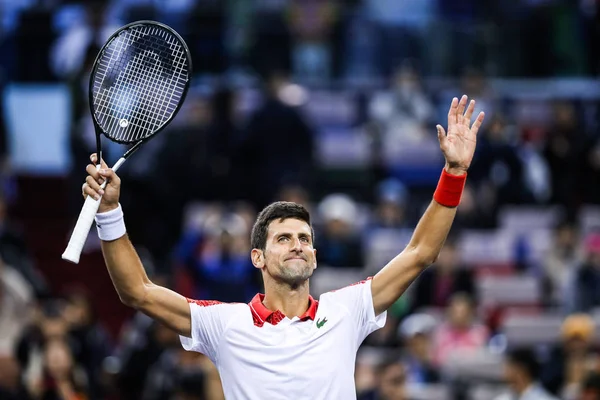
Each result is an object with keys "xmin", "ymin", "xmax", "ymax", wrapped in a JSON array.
[
  {"xmin": 251, "ymin": 202, "xmax": 313, "ymax": 250},
  {"xmin": 507, "ymin": 348, "xmax": 540, "ymax": 380}
]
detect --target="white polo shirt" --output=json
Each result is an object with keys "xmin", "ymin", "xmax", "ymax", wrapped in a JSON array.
[{"xmin": 180, "ymin": 278, "xmax": 386, "ymax": 400}]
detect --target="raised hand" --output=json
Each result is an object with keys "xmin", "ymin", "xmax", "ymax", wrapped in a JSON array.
[
  {"xmin": 436, "ymin": 95, "xmax": 485, "ymax": 175},
  {"xmin": 82, "ymin": 153, "xmax": 121, "ymax": 213}
]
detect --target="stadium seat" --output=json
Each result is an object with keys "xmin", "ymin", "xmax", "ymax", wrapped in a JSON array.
[
  {"xmin": 500, "ymin": 311, "xmax": 564, "ymax": 347},
  {"xmin": 477, "ymin": 275, "xmax": 541, "ymax": 307},
  {"xmin": 469, "ymin": 384, "xmax": 506, "ymax": 400},
  {"xmin": 364, "ymin": 228, "xmax": 412, "ymax": 273},
  {"xmin": 310, "ymin": 267, "xmax": 366, "ymax": 296},
  {"xmin": 498, "ymin": 205, "xmax": 562, "ymax": 231},
  {"xmin": 580, "ymin": 205, "xmax": 600, "ymax": 234},
  {"xmin": 406, "ymin": 384, "xmax": 451, "ymax": 400},
  {"xmin": 440, "ymin": 350, "xmax": 504, "ymax": 381}
]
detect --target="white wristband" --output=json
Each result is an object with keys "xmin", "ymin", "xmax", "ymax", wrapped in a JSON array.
[{"xmin": 95, "ymin": 204, "xmax": 126, "ymax": 241}]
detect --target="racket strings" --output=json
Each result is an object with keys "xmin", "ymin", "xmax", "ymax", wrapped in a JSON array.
[{"xmin": 92, "ymin": 25, "xmax": 189, "ymax": 143}]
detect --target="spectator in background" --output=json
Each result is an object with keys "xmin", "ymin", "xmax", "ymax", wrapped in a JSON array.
[
  {"xmin": 286, "ymin": 0, "xmax": 340, "ymax": 81},
  {"xmin": 50, "ymin": 0, "xmax": 119, "ymax": 79},
  {"xmin": 411, "ymin": 237, "xmax": 476, "ymax": 310},
  {"xmin": 16, "ymin": 300, "xmax": 70, "ymax": 390},
  {"xmin": 143, "ymin": 347, "xmax": 223, "ymax": 400},
  {"xmin": 543, "ymin": 101, "xmax": 586, "ymax": 210},
  {"xmin": 0, "ymin": 193, "xmax": 46, "ymax": 296},
  {"xmin": 234, "ymin": 69, "xmax": 315, "ymax": 210},
  {"xmin": 0, "ymin": 354, "xmax": 27, "ymax": 400},
  {"xmin": 543, "ymin": 220, "xmax": 581, "ymax": 308},
  {"xmin": 580, "ymin": 372, "xmax": 600, "ymax": 400},
  {"xmin": 369, "ymin": 62, "xmax": 434, "ymax": 148},
  {"xmin": 61, "ymin": 289, "xmax": 112, "ymax": 399},
  {"xmin": 495, "ymin": 347, "xmax": 559, "ymax": 400},
  {"xmin": 176, "ymin": 212, "xmax": 260, "ymax": 303},
  {"xmin": 469, "ymin": 114, "xmax": 531, "ymax": 207},
  {"xmin": 315, "ymin": 193, "xmax": 364, "ymax": 268},
  {"xmin": 431, "ymin": 293, "xmax": 489, "ymax": 367},
  {"xmin": 358, "ymin": 355, "xmax": 407, "ymax": 400},
  {"xmin": 565, "ymin": 232, "xmax": 600, "ymax": 313},
  {"xmin": 115, "ymin": 320, "xmax": 180, "ymax": 399},
  {"xmin": 364, "ymin": 0, "xmax": 435, "ymax": 78},
  {"xmin": 453, "ymin": 182, "xmax": 498, "ymax": 229},
  {"xmin": 397, "ymin": 313, "xmax": 440, "ymax": 385},
  {"xmin": 541, "ymin": 314, "xmax": 597, "ymax": 398},
  {"xmin": 37, "ymin": 338, "xmax": 88, "ymax": 400},
  {"xmin": 0, "ymin": 257, "xmax": 34, "ymax": 357},
  {"xmin": 579, "ymin": 133, "xmax": 600, "ymax": 205},
  {"xmin": 371, "ymin": 178, "xmax": 409, "ymax": 229},
  {"xmin": 276, "ymin": 184, "xmax": 312, "ymax": 212},
  {"xmin": 428, "ymin": 0, "xmax": 480, "ymax": 76}
]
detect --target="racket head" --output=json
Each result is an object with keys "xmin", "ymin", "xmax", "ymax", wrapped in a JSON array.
[{"xmin": 88, "ymin": 20, "xmax": 192, "ymax": 145}]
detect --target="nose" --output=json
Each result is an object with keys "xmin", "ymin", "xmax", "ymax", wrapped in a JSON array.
[{"xmin": 290, "ymin": 237, "xmax": 303, "ymax": 252}]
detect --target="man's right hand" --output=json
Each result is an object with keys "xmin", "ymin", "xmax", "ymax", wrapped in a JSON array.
[{"xmin": 82, "ymin": 153, "xmax": 121, "ymax": 213}]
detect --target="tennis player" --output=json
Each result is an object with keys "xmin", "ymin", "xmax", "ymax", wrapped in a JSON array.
[{"xmin": 82, "ymin": 95, "xmax": 484, "ymax": 399}]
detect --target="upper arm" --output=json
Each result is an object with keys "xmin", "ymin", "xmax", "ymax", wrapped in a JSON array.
[
  {"xmin": 371, "ymin": 247, "xmax": 427, "ymax": 315},
  {"xmin": 137, "ymin": 283, "xmax": 192, "ymax": 337}
]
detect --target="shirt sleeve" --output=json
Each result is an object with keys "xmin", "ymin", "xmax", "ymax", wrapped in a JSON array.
[
  {"xmin": 326, "ymin": 278, "xmax": 387, "ymax": 345},
  {"xmin": 179, "ymin": 300, "xmax": 236, "ymax": 363}
]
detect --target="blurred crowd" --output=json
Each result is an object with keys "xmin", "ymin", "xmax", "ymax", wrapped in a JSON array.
[{"xmin": 0, "ymin": 0, "xmax": 598, "ymax": 399}]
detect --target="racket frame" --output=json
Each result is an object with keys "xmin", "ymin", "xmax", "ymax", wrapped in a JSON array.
[{"xmin": 62, "ymin": 20, "xmax": 192, "ymax": 264}]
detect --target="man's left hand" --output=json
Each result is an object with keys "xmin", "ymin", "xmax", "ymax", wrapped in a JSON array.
[{"xmin": 437, "ymin": 95, "xmax": 485, "ymax": 175}]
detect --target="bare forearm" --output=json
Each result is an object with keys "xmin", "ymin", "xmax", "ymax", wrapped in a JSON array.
[
  {"xmin": 100, "ymin": 235, "xmax": 151, "ymax": 307},
  {"xmin": 372, "ymin": 167, "xmax": 464, "ymax": 313},
  {"xmin": 372, "ymin": 95, "xmax": 484, "ymax": 314},
  {"xmin": 372, "ymin": 199, "xmax": 457, "ymax": 312},
  {"xmin": 407, "ymin": 199, "xmax": 458, "ymax": 265}
]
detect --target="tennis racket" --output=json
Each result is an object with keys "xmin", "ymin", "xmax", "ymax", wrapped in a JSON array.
[{"xmin": 62, "ymin": 20, "xmax": 192, "ymax": 264}]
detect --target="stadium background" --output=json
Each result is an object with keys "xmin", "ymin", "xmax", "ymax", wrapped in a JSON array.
[{"xmin": 0, "ymin": 0, "xmax": 599, "ymax": 399}]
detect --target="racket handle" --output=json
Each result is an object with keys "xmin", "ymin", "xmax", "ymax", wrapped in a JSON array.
[
  {"xmin": 62, "ymin": 163, "xmax": 106, "ymax": 264},
  {"xmin": 62, "ymin": 192, "xmax": 103, "ymax": 263},
  {"xmin": 61, "ymin": 158, "xmax": 126, "ymax": 264}
]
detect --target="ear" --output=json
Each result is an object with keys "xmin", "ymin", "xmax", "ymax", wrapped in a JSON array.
[{"xmin": 251, "ymin": 248, "xmax": 264, "ymax": 269}]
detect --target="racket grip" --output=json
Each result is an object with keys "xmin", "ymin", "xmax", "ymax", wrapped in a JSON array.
[
  {"xmin": 62, "ymin": 194, "xmax": 103, "ymax": 264},
  {"xmin": 62, "ymin": 158, "xmax": 125, "ymax": 264}
]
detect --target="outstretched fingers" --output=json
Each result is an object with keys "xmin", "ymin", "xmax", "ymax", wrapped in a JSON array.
[
  {"xmin": 447, "ymin": 97, "xmax": 459, "ymax": 127},
  {"xmin": 464, "ymin": 99, "xmax": 476, "ymax": 126},
  {"xmin": 456, "ymin": 95, "xmax": 468, "ymax": 124},
  {"xmin": 436, "ymin": 124, "xmax": 447, "ymax": 149},
  {"xmin": 470, "ymin": 111, "xmax": 486, "ymax": 135}
]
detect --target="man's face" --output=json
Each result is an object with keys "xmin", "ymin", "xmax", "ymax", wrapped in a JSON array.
[
  {"xmin": 379, "ymin": 363, "xmax": 406, "ymax": 400},
  {"xmin": 503, "ymin": 361, "xmax": 520, "ymax": 390},
  {"xmin": 436, "ymin": 245, "xmax": 457, "ymax": 273},
  {"xmin": 253, "ymin": 218, "xmax": 317, "ymax": 286},
  {"xmin": 448, "ymin": 298, "xmax": 473, "ymax": 329}
]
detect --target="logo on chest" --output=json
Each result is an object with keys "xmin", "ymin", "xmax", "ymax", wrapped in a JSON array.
[{"xmin": 316, "ymin": 317, "xmax": 328, "ymax": 329}]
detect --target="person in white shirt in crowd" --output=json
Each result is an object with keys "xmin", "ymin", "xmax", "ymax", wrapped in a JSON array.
[{"xmin": 495, "ymin": 347, "xmax": 559, "ymax": 400}]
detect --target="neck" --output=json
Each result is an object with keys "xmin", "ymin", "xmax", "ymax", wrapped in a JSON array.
[
  {"xmin": 514, "ymin": 379, "xmax": 533, "ymax": 395},
  {"xmin": 263, "ymin": 280, "xmax": 311, "ymax": 318}
]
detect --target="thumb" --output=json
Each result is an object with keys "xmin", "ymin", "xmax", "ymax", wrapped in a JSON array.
[
  {"xmin": 98, "ymin": 168, "xmax": 121, "ymax": 187},
  {"xmin": 436, "ymin": 125, "xmax": 447, "ymax": 146},
  {"xmin": 90, "ymin": 153, "xmax": 109, "ymax": 169}
]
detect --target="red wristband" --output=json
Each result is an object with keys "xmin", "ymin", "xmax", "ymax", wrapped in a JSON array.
[{"xmin": 433, "ymin": 169, "xmax": 467, "ymax": 207}]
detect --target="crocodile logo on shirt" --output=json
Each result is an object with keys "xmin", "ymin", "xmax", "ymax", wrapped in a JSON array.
[{"xmin": 316, "ymin": 317, "xmax": 328, "ymax": 329}]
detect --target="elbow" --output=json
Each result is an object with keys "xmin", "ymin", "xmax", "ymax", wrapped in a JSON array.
[
  {"xmin": 410, "ymin": 246, "xmax": 439, "ymax": 268},
  {"xmin": 119, "ymin": 294, "xmax": 140, "ymax": 309},
  {"xmin": 118, "ymin": 288, "xmax": 148, "ymax": 310}
]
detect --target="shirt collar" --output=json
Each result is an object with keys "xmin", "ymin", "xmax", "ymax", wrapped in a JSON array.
[{"xmin": 249, "ymin": 293, "xmax": 319, "ymax": 327}]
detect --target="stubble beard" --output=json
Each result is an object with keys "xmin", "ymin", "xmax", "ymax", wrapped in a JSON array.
[{"xmin": 277, "ymin": 261, "xmax": 313, "ymax": 288}]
